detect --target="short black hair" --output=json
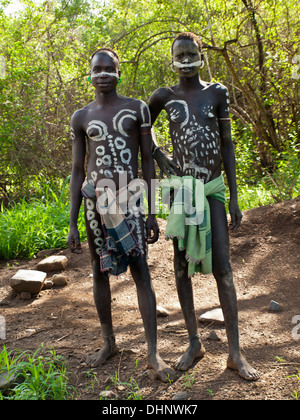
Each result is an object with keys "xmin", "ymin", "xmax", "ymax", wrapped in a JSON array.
[
  {"xmin": 90, "ymin": 47, "xmax": 120, "ymax": 63},
  {"xmin": 171, "ymin": 32, "xmax": 202, "ymax": 54}
]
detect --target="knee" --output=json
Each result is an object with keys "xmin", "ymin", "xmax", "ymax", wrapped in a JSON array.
[
  {"xmin": 173, "ymin": 250, "xmax": 188, "ymax": 279},
  {"xmin": 213, "ymin": 262, "xmax": 233, "ymax": 287},
  {"xmin": 130, "ymin": 257, "xmax": 151, "ymax": 286}
]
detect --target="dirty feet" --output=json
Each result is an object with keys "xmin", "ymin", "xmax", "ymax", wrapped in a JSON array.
[
  {"xmin": 174, "ymin": 336, "xmax": 206, "ymax": 371},
  {"xmin": 86, "ymin": 335, "xmax": 118, "ymax": 368},
  {"xmin": 147, "ymin": 353, "xmax": 176, "ymax": 383},
  {"xmin": 227, "ymin": 354, "xmax": 260, "ymax": 381}
]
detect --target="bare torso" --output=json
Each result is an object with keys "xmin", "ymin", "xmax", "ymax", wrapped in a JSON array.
[
  {"xmin": 72, "ymin": 96, "xmax": 151, "ymax": 189},
  {"xmin": 154, "ymin": 81, "xmax": 230, "ymax": 183}
]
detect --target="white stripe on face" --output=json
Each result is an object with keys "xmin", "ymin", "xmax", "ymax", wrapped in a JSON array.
[
  {"xmin": 173, "ymin": 60, "xmax": 202, "ymax": 68},
  {"xmin": 91, "ymin": 72, "xmax": 119, "ymax": 79}
]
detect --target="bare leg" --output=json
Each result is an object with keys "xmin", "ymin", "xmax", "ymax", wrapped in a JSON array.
[
  {"xmin": 84, "ymin": 200, "xmax": 118, "ymax": 368},
  {"xmin": 173, "ymin": 241, "xmax": 205, "ymax": 371},
  {"xmin": 86, "ymin": 259, "xmax": 118, "ymax": 367},
  {"xmin": 130, "ymin": 257, "xmax": 176, "ymax": 382},
  {"xmin": 209, "ymin": 197, "xmax": 260, "ymax": 381}
]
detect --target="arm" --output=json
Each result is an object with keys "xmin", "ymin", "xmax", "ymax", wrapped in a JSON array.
[
  {"xmin": 67, "ymin": 110, "xmax": 86, "ymax": 252},
  {"xmin": 218, "ymin": 86, "xmax": 242, "ymax": 230},
  {"xmin": 148, "ymin": 89, "xmax": 179, "ymax": 178},
  {"xmin": 138, "ymin": 103, "xmax": 159, "ymax": 244}
]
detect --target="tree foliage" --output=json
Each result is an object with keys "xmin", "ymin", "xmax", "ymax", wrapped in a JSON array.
[{"xmin": 0, "ymin": 0, "xmax": 299, "ymax": 203}]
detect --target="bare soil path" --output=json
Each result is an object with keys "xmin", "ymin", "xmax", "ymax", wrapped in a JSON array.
[{"xmin": 1, "ymin": 197, "xmax": 300, "ymax": 400}]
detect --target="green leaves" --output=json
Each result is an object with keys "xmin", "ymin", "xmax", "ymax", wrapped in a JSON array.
[
  {"xmin": 0, "ymin": 0, "xmax": 299, "ymax": 225},
  {"xmin": 0, "ymin": 344, "xmax": 75, "ymax": 400},
  {"xmin": 0, "ymin": 175, "xmax": 86, "ymax": 259}
]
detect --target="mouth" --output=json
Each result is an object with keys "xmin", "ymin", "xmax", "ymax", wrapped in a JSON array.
[
  {"xmin": 97, "ymin": 81, "xmax": 111, "ymax": 87},
  {"xmin": 180, "ymin": 67, "xmax": 196, "ymax": 75}
]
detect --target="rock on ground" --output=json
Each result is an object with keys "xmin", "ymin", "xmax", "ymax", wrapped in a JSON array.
[
  {"xmin": 9, "ymin": 269, "xmax": 47, "ymax": 294},
  {"xmin": 36, "ymin": 255, "xmax": 68, "ymax": 272}
]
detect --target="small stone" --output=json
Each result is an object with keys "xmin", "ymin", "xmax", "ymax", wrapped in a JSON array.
[
  {"xmin": 52, "ymin": 274, "xmax": 68, "ymax": 287},
  {"xmin": 156, "ymin": 305, "xmax": 170, "ymax": 317},
  {"xmin": 0, "ymin": 369, "xmax": 25, "ymax": 391},
  {"xmin": 43, "ymin": 279, "xmax": 54, "ymax": 290},
  {"xmin": 147, "ymin": 370, "xmax": 157, "ymax": 381},
  {"xmin": 36, "ymin": 255, "xmax": 68, "ymax": 272},
  {"xmin": 198, "ymin": 308, "xmax": 225, "ymax": 325},
  {"xmin": 9, "ymin": 270, "xmax": 47, "ymax": 294},
  {"xmin": 172, "ymin": 391, "xmax": 189, "ymax": 400},
  {"xmin": 0, "ymin": 370, "xmax": 16, "ymax": 391},
  {"xmin": 208, "ymin": 331, "xmax": 221, "ymax": 341},
  {"xmin": 269, "ymin": 300, "xmax": 281, "ymax": 312},
  {"xmin": 20, "ymin": 292, "xmax": 32, "ymax": 300},
  {"xmin": 99, "ymin": 389, "xmax": 117, "ymax": 399}
]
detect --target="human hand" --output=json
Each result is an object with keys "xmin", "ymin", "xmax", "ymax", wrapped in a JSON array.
[
  {"xmin": 146, "ymin": 215, "xmax": 159, "ymax": 244},
  {"xmin": 67, "ymin": 226, "xmax": 83, "ymax": 254},
  {"xmin": 153, "ymin": 148, "xmax": 181, "ymax": 178},
  {"xmin": 229, "ymin": 199, "xmax": 243, "ymax": 230}
]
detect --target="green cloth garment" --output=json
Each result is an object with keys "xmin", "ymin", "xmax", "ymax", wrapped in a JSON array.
[{"xmin": 161, "ymin": 175, "xmax": 226, "ymax": 276}]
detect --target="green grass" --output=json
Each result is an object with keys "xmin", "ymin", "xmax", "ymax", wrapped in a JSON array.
[
  {"xmin": 0, "ymin": 175, "xmax": 86, "ymax": 260},
  {"xmin": 287, "ymin": 370, "xmax": 300, "ymax": 400},
  {"xmin": 0, "ymin": 344, "xmax": 76, "ymax": 400}
]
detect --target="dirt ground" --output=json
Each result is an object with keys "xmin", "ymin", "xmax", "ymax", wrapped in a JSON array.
[{"xmin": 1, "ymin": 197, "xmax": 300, "ymax": 400}]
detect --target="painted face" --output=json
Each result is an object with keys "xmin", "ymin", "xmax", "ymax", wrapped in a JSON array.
[
  {"xmin": 90, "ymin": 52, "xmax": 120, "ymax": 91},
  {"xmin": 172, "ymin": 39, "xmax": 202, "ymax": 78}
]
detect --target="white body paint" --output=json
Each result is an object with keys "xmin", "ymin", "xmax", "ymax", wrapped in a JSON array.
[
  {"xmin": 165, "ymin": 100, "xmax": 189, "ymax": 128},
  {"xmin": 173, "ymin": 60, "xmax": 203, "ymax": 69},
  {"xmin": 91, "ymin": 71, "xmax": 119, "ymax": 79},
  {"xmin": 112, "ymin": 109, "xmax": 137, "ymax": 138}
]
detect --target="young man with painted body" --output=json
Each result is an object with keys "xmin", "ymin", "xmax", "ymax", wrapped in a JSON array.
[
  {"xmin": 149, "ymin": 33, "xmax": 259, "ymax": 381},
  {"xmin": 67, "ymin": 48, "xmax": 175, "ymax": 382}
]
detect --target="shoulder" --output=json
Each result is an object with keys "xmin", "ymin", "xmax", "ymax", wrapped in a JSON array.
[
  {"xmin": 116, "ymin": 97, "xmax": 151, "ymax": 127},
  {"xmin": 70, "ymin": 103, "xmax": 91, "ymax": 128},
  {"xmin": 202, "ymin": 81, "xmax": 229, "ymax": 109},
  {"xmin": 204, "ymin": 81, "xmax": 229, "ymax": 95},
  {"xmin": 149, "ymin": 87, "xmax": 173, "ymax": 107},
  {"xmin": 116, "ymin": 96, "xmax": 147, "ymax": 112}
]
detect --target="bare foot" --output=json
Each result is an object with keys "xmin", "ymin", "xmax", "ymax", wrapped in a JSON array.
[
  {"xmin": 174, "ymin": 338, "xmax": 206, "ymax": 371},
  {"xmin": 86, "ymin": 338, "xmax": 118, "ymax": 368},
  {"xmin": 147, "ymin": 353, "xmax": 176, "ymax": 383},
  {"xmin": 227, "ymin": 354, "xmax": 260, "ymax": 381}
]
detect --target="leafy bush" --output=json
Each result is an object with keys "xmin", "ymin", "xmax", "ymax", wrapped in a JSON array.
[{"xmin": 0, "ymin": 175, "xmax": 86, "ymax": 259}]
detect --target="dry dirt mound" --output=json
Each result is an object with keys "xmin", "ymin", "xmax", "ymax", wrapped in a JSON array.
[{"xmin": 0, "ymin": 197, "xmax": 300, "ymax": 400}]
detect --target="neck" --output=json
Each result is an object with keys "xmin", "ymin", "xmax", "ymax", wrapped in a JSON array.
[
  {"xmin": 95, "ymin": 88, "xmax": 119, "ymax": 105},
  {"xmin": 178, "ymin": 73, "xmax": 202, "ymax": 91}
]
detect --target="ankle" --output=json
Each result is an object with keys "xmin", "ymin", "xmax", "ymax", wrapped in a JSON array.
[
  {"xmin": 189, "ymin": 332, "xmax": 201, "ymax": 343},
  {"xmin": 103, "ymin": 334, "xmax": 116, "ymax": 348}
]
